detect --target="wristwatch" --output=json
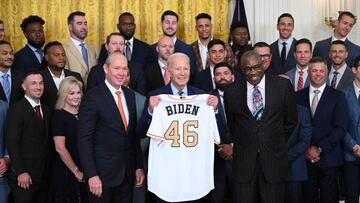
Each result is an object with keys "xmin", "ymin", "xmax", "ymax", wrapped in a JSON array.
[{"xmin": 317, "ymin": 146, "xmax": 322, "ymax": 155}]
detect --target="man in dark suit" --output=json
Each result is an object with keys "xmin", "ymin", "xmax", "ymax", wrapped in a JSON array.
[
  {"xmin": 269, "ymin": 13, "xmax": 297, "ymax": 75},
  {"xmin": 341, "ymin": 56, "xmax": 360, "ymax": 203},
  {"xmin": 13, "ymin": 15, "xmax": 46, "ymax": 73},
  {"xmin": 78, "ymin": 52, "xmax": 144, "ymax": 203},
  {"xmin": 229, "ymin": 22, "xmax": 252, "ymax": 73},
  {"xmin": 98, "ymin": 12, "xmax": 153, "ymax": 69},
  {"xmin": 87, "ymin": 33, "xmax": 145, "ymax": 95},
  {"xmin": 0, "ymin": 100, "xmax": 9, "ymax": 203},
  {"xmin": 328, "ymin": 40, "xmax": 355, "ymax": 90},
  {"xmin": 286, "ymin": 105, "xmax": 312, "ymax": 203},
  {"xmin": 297, "ymin": 57, "xmax": 348, "ymax": 203},
  {"xmin": 253, "ymin": 42, "xmax": 273, "ymax": 74},
  {"xmin": 145, "ymin": 36, "xmax": 174, "ymax": 94},
  {"xmin": 224, "ymin": 50, "xmax": 297, "ymax": 203},
  {"xmin": 0, "ymin": 40, "xmax": 24, "ymax": 105},
  {"xmin": 285, "ymin": 38, "xmax": 312, "ymax": 91},
  {"xmin": 313, "ymin": 11, "xmax": 360, "ymax": 67},
  {"xmin": 40, "ymin": 41, "xmax": 83, "ymax": 110},
  {"xmin": 5, "ymin": 71, "xmax": 51, "ymax": 203},
  {"xmin": 150, "ymin": 10, "xmax": 196, "ymax": 78}
]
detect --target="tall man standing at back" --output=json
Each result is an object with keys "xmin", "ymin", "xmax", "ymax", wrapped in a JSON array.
[
  {"xmin": 224, "ymin": 51, "xmax": 297, "ymax": 203},
  {"xmin": 269, "ymin": 13, "xmax": 297, "ymax": 75},
  {"xmin": 78, "ymin": 52, "xmax": 144, "ymax": 203},
  {"xmin": 63, "ymin": 11, "xmax": 99, "ymax": 85}
]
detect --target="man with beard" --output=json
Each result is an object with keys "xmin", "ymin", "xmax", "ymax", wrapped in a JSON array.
[
  {"xmin": 13, "ymin": 15, "xmax": 46, "ymax": 73},
  {"xmin": 99, "ymin": 12, "xmax": 152, "ymax": 71},
  {"xmin": 328, "ymin": 40, "xmax": 354, "ymax": 90},
  {"xmin": 210, "ymin": 62, "xmax": 234, "ymax": 203},
  {"xmin": 40, "ymin": 41, "xmax": 83, "ymax": 110},
  {"xmin": 63, "ymin": 11, "xmax": 99, "ymax": 86},
  {"xmin": 229, "ymin": 22, "xmax": 252, "ymax": 72}
]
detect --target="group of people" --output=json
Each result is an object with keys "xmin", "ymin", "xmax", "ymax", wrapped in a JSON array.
[{"xmin": 0, "ymin": 7, "xmax": 358, "ymax": 203}]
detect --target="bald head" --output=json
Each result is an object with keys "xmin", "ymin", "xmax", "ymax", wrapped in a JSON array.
[{"xmin": 157, "ymin": 36, "xmax": 175, "ymax": 62}]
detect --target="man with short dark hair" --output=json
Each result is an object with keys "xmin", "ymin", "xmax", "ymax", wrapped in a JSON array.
[
  {"xmin": 270, "ymin": 13, "xmax": 297, "ymax": 74},
  {"xmin": 13, "ymin": 15, "xmax": 46, "ymax": 73},
  {"xmin": 230, "ymin": 22, "xmax": 252, "ymax": 72},
  {"xmin": 314, "ymin": 11, "xmax": 360, "ymax": 67},
  {"xmin": 253, "ymin": 42, "xmax": 273, "ymax": 73},
  {"xmin": 63, "ymin": 11, "xmax": 99, "ymax": 85}
]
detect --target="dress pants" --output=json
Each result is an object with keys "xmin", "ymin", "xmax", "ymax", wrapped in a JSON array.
[
  {"xmin": 212, "ymin": 158, "xmax": 232, "ymax": 203},
  {"xmin": 0, "ymin": 177, "xmax": 10, "ymax": 203},
  {"xmin": 89, "ymin": 177, "xmax": 133, "ymax": 203},
  {"xmin": 344, "ymin": 159, "xmax": 360, "ymax": 203},
  {"xmin": 8, "ymin": 178, "xmax": 48, "ymax": 203},
  {"xmin": 285, "ymin": 181, "xmax": 304, "ymax": 203}
]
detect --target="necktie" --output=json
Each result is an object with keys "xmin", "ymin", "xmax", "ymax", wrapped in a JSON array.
[
  {"xmin": 125, "ymin": 41, "xmax": 132, "ymax": 61},
  {"xmin": 115, "ymin": 91, "xmax": 127, "ymax": 132},
  {"xmin": 79, "ymin": 43, "xmax": 89, "ymax": 67},
  {"xmin": 178, "ymin": 91, "xmax": 184, "ymax": 97},
  {"xmin": 35, "ymin": 49, "xmax": 44, "ymax": 63},
  {"xmin": 2, "ymin": 74, "xmax": 10, "ymax": 102},
  {"xmin": 297, "ymin": 70, "xmax": 304, "ymax": 91},
  {"xmin": 163, "ymin": 65, "xmax": 170, "ymax": 85},
  {"xmin": 281, "ymin": 42, "xmax": 287, "ymax": 67},
  {"xmin": 252, "ymin": 86, "xmax": 264, "ymax": 123},
  {"xmin": 34, "ymin": 105, "xmax": 44, "ymax": 127},
  {"xmin": 331, "ymin": 71, "xmax": 339, "ymax": 89},
  {"xmin": 311, "ymin": 90, "xmax": 320, "ymax": 117}
]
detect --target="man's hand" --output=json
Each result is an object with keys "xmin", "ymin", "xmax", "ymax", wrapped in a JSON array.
[
  {"xmin": 148, "ymin": 96, "xmax": 161, "ymax": 113},
  {"xmin": 207, "ymin": 95, "xmax": 218, "ymax": 111},
  {"xmin": 305, "ymin": 146, "xmax": 320, "ymax": 163},
  {"xmin": 17, "ymin": 172, "xmax": 32, "ymax": 190},
  {"xmin": 135, "ymin": 168, "xmax": 145, "ymax": 188},
  {"xmin": 0, "ymin": 157, "xmax": 10, "ymax": 175},
  {"xmin": 353, "ymin": 144, "xmax": 360, "ymax": 158},
  {"xmin": 88, "ymin": 176, "xmax": 102, "ymax": 197},
  {"xmin": 218, "ymin": 144, "xmax": 233, "ymax": 160}
]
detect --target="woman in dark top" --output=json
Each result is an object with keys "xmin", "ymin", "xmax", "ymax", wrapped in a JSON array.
[{"xmin": 50, "ymin": 76, "xmax": 88, "ymax": 203}]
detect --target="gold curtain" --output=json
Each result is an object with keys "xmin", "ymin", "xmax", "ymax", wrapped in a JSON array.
[{"xmin": 0, "ymin": 0, "xmax": 229, "ymax": 52}]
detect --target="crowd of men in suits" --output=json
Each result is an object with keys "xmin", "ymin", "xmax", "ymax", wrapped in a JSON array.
[{"xmin": 0, "ymin": 8, "xmax": 359, "ymax": 203}]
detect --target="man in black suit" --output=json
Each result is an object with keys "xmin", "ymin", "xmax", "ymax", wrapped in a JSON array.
[
  {"xmin": 328, "ymin": 40, "xmax": 355, "ymax": 90},
  {"xmin": 87, "ymin": 32, "xmax": 145, "ymax": 95},
  {"xmin": 229, "ymin": 22, "xmax": 252, "ymax": 72},
  {"xmin": 98, "ymin": 12, "xmax": 153, "ymax": 69},
  {"xmin": 269, "ymin": 13, "xmax": 297, "ymax": 75},
  {"xmin": 224, "ymin": 50, "xmax": 297, "ymax": 203},
  {"xmin": 0, "ymin": 40, "xmax": 24, "ymax": 105},
  {"xmin": 5, "ymin": 71, "xmax": 51, "ymax": 203},
  {"xmin": 78, "ymin": 52, "xmax": 144, "ymax": 203},
  {"xmin": 13, "ymin": 15, "xmax": 46, "ymax": 73},
  {"xmin": 145, "ymin": 36, "xmax": 174, "ymax": 94},
  {"xmin": 40, "ymin": 41, "xmax": 83, "ymax": 109},
  {"xmin": 297, "ymin": 57, "xmax": 348, "ymax": 203},
  {"xmin": 313, "ymin": 11, "xmax": 360, "ymax": 67}
]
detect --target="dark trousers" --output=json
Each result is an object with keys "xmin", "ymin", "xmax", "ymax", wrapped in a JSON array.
[
  {"xmin": 89, "ymin": 177, "xmax": 133, "ymax": 203},
  {"xmin": 212, "ymin": 159, "xmax": 233, "ymax": 203},
  {"xmin": 8, "ymin": 178, "xmax": 48, "ymax": 203},
  {"xmin": 344, "ymin": 159, "xmax": 360, "ymax": 203},
  {"xmin": 286, "ymin": 181, "xmax": 304, "ymax": 203},
  {"xmin": 233, "ymin": 160, "xmax": 285, "ymax": 203},
  {"xmin": 303, "ymin": 163, "xmax": 338, "ymax": 203}
]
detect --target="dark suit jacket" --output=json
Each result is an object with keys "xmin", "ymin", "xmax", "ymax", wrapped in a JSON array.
[
  {"xmin": 40, "ymin": 68, "xmax": 83, "ymax": 110},
  {"xmin": 78, "ymin": 83, "xmax": 142, "ymax": 187},
  {"xmin": 144, "ymin": 62, "xmax": 165, "ymax": 95},
  {"xmin": 0, "ymin": 69, "xmax": 24, "ymax": 105},
  {"xmin": 224, "ymin": 75, "xmax": 297, "ymax": 183},
  {"xmin": 5, "ymin": 98, "xmax": 51, "ymax": 182},
  {"xmin": 269, "ymin": 39, "xmax": 297, "ymax": 75},
  {"xmin": 332, "ymin": 66, "xmax": 355, "ymax": 90},
  {"xmin": 297, "ymin": 86, "xmax": 348, "ymax": 167},
  {"xmin": 13, "ymin": 45, "xmax": 45, "ymax": 73},
  {"xmin": 87, "ymin": 61, "xmax": 146, "ymax": 95},
  {"xmin": 313, "ymin": 37, "xmax": 360, "ymax": 67},
  {"xmin": 287, "ymin": 105, "xmax": 312, "ymax": 181},
  {"xmin": 0, "ymin": 100, "xmax": 8, "ymax": 158},
  {"xmin": 286, "ymin": 67, "xmax": 310, "ymax": 91},
  {"xmin": 194, "ymin": 67, "xmax": 214, "ymax": 92},
  {"xmin": 98, "ymin": 38, "xmax": 153, "ymax": 70}
]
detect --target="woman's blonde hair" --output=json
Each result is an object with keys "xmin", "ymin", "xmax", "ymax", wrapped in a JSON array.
[{"xmin": 55, "ymin": 76, "xmax": 83, "ymax": 110}]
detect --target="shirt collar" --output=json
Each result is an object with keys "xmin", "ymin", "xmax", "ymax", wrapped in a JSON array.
[
  {"xmin": 332, "ymin": 34, "xmax": 346, "ymax": 42},
  {"xmin": 330, "ymin": 63, "xmax": 347, "ymax": 75},
  {"xmin": 158, "ymin": 60, "xmax": 166, "ymax": 69},
  {"xmin": 24, "ymin": 95, "xmax": 41, "ymax": 108},
  {"xmin": 27, "ymin": 44, "xmax": 41, "ymax": 52},
  {"xmin": 197, "ymin": 37, "xmax": 213, "ymax": 47},
  {"xmin": 126, "ymin": 37, "xmax": 134, "ymax": 46},
  {"xmin": 105, "ymin": 79, "xmax": 123, "ymax": 95},
  {"xmin": 170, "ymin": 82, "xmax": 188, "ymax": 96},
  {"xmin": 353, "ymin": 81, "xmax": 360, "ymax": 95},
  {"xmin": 0, "ymin": 69, "xmax": 11, "ymax": 77},
  {"xmin": 310, "ymin": 83, "xmax": 326, "ymax": 93},
  {"xmin": 48, "ymin": 67, "xmax": 65, "ymax": 78},
  {"xmin": 278, "ymin": 37, "xmax": 294, "ymax": 46},
  {"xmin": 296, "ymin": 66, "xmax": 308, "ymax": 72},
  {"xmin": 70, "ymin": 37, "xmax": 85, "ymax": 47},
  {"xmin": 172, "ymin": 37, "xmax": 177, "ymax": 45},
  {"xmin": 247, "ymin": 75, "xmax": 266, "ymax": 90}
]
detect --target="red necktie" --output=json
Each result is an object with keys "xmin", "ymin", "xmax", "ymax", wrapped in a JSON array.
[
  {"xmin": 297, "ymin": 70, "xmax": 304, "ymax": 91},
  {"xmin": 163, "ymin": 65, "xmax": 170, "ymax": 85},
  {"xmin": 34, "ymin": 105, "xmax": 44, "ymax": 127},
  {"xmin": 115, "ymin": 91, "xmax": 127, "ymax": 132}
]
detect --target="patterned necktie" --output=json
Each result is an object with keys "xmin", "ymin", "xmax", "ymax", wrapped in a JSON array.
[
  {"xmin": 79, "ymin": 43, "xmax": 89, "ymax": 67},
  {"xmin": 252, "ymin": 86, "xmax": 264, "ymax": 123},
  {"xmin": 163, "ymin": 65, "xmax": 170, "ymax": 85},
  {"xmin": 281, "ymin": 42, "xmax": 287, "ymax": 67},
  {"xmin": 115, "ymin": 91, "xmax": 127, "ymax": 132},
  {"xmin": 311, "ymin": 90, "xmax": 320, "ymax": 117},
  {"xmin": 331, "ymin": 71, "xmax": 339, "ymax": 89},
  {"xmin": 178, "ymin": 90, "xmax": 184, "ymax": 96},
  {"xmin": 34, "ymin": 105, "xmax": 44, "ymax": 127},
  {"xmin": 125, "ymin": 41, "xmax": 132, "ymax": 61},
  {"xmin": 297, "ymin": 70, "xmax": 304, "ymax": 91},
  {"xmin": 2, "ymin": 73, "xmax": 10, "ymax": 102}
]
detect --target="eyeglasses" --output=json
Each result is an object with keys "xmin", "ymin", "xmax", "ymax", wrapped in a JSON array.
[
  {"xmin": 242, "ymin": 63, "xmax": 263, "ymax": 73},
  {"xmin": 259, "ymin": 54, "xmax": 271, "ymax": 60}
]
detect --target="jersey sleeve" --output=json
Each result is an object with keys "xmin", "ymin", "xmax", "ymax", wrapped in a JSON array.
[
  {"xmin": 209, "ymin": 107, "xmax": 221, "ymax": 144},
  {"xmin": 146, "ymin": 104, "xmax": 165, "ymax": 141}
]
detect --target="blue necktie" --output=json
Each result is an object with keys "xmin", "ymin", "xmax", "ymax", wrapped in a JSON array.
[
  {"xmin": 2, "ymin": 74, "xmax": 10, "ymax": 103},
  {"xmin": 35, "ymin": 49, "xmax": 44, "ymax": 63},
  {"xmin": 80, "ymin": 43, "xmax": 89, "ymax": 67},
  {"xmin": 252, "ymin": 86, "xmax": 264, "ymax": 123}
]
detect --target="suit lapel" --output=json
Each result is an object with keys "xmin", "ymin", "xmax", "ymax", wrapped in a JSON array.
[
  {"xmin": 313, "ymin": 86, "xmax": 329, "ymax": 119},
  {"xmin": 239, "ymin": 80, "xmax": 254, "ymax": 120},
  {"xmin": 123, "ymin": 87, "xmax": 135, "ymax": 132},
  {"xmin": 43, "ymin": 69, "xmax": 58, "ymax": 94},
  {"xmin": 65, "ymin": 40, "xmax": 88, "ymax": 69},
  {"xmin": 25, "ymin": 45, "xmax": 41, "ymax": 66},
  {"xmin": 285, "ymin": 39, "xmax": 296, "ymax": 67}
]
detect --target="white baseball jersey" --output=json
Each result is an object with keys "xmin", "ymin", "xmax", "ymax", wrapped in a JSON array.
[{"xmin": 147, "ymin": 94, "xmax": 220, "ymax": 202}]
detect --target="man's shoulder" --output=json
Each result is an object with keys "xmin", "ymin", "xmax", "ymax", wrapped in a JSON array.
[
  {"xmin": 315, "ymin": 37, "xmax": 332, "ymax": 46},
  {"xmin": 134, "ymin": 38, "xmax": 150, "ymax": 48}
]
